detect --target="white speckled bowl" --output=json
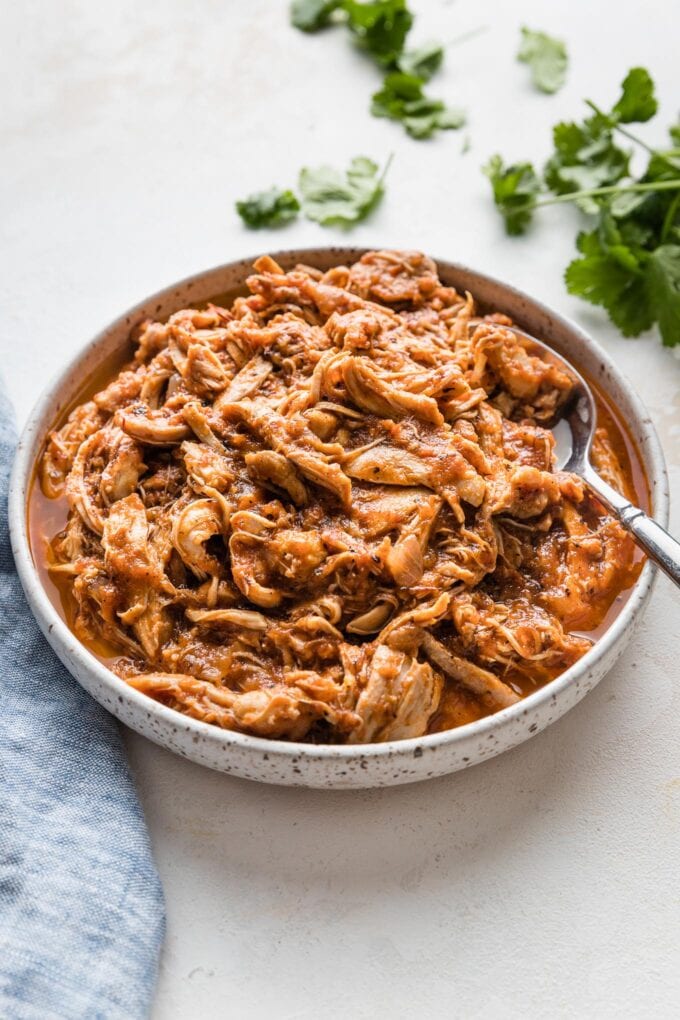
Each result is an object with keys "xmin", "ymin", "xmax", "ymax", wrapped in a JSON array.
[{"xmin": 9, "ymin": 249, "xmax": 669, "ymax": 788}]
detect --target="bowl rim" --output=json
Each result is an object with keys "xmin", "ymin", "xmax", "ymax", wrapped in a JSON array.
[{"xmin": 8, "ymin": 247, "xmax": 669, "ymax": 763}]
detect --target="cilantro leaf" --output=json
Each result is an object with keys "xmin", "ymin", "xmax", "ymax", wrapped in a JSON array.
[
  {"xmin": 396, "ymin": 42, "xmax": 444, "ymax": 81},
  {"xmin": 298, "ymin": 155, "xmax": 388, "ymax": 225},
  {"xmin": 645, "ymin": 245, "xmax": 680, "ymax": 345},
  {"xmin": 517, "ymin": 27, "xmax": 568, "ymax": 94},
  {"xmin": 483, "ymin": 155, "xmax": 541, "ymax": 235},
  {"xmin": 565, "ymin": 228, "xmax": 654, "ymax": 337},
  {"xmin": 611, "ymin": 67, "xmax": 658, "ymax": 124},
  {"xmin": 343, "ymin": 0, "xmax": 413, "ymax": 65},
  {"xmin": 566, "ymin": 194, "xmax": 680, "ymax": 341},
  {"xmin": 613, "ymin": 151, "xmax": 680, "ymax": 239},
  {"xmin": 290, "ymin": 0, "xmax": 342, "ymax": 31},
  {"xmin": 543, "ymin": 116, "xmax": 629, "ymax": 211},
  {"xmin": 372, "ymin": 70, "xmax": 421, "ymax": 113},
  {"xmin": 235, "ymin": 188, "xmax": 300, "ymax": 229},
  {"xmin": 371, "ymin": 72, "xmax": 464, "ymax": 139}
]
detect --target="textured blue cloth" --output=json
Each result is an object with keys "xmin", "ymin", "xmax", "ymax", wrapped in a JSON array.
[{"xmin": 0, "ymin": 385, "xmax": 165, "ymax": 1019}]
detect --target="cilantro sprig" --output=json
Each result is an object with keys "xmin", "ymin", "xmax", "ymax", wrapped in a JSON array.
[
  {"xmin": 290, "ymin": 0, "xmax": 466, "ymax": 139},
  {"xmin": 236, "ymin": 155, "xmax": 390, "ymax": 230},
  {"xmin": 484, "ymin": 68, "xmax": 680, "ymax": 346}
]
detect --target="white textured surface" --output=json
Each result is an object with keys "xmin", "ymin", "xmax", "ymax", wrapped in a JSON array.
[{"xmin": 2, "ymin": 1, "xmax": 679, "ymax": 1017}]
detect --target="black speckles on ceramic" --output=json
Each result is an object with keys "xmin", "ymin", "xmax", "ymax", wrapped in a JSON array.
[{"xmin": 8, "ymin": 248, "xmax": 670, "ymax": 789}]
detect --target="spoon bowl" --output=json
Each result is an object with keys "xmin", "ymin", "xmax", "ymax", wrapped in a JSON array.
[{"xmin": 508, "ymin": 326, "xmax": 680, "ymax": 588}]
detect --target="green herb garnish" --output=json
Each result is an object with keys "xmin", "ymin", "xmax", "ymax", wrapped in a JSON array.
[
  {"xmin": 483, "ymin": 156, "xmax": 542, "ymax": 235},
  {"xmin": 610, "ymin": 66, "xmax": 658, "ymax": 124},
  {"xmin": 484, "ymin": 68, "xmax": 680, "ymax": 346},
  {"xmin": 236, "ymin": 156, "xmax": 391, "ymax": 231},
  {"xmin": 290, "ymin": 0, "xmax": 342, "ymax": 32},
  {"xmin": 517, "ymin": 27, "xmax": 568, "ymax": 94},
  {"xmin": 235, "ymin": 188, "xmax": 301, "ymax": 229},
  {"xmin": 290, "ymin": 0, "xmax": 465, "ymax": 139},
  {"xmin": 395, "ymin": 41, "xmax": 444, "ymax": 81},
  {"xmin": 343, "ymin": 0, "xmax": 413, "ymax": 65},
  {"xmin": 299, "ymin": 155, "xmax": 390, "ymax": 225},
  {"xmin": 372, "ymin": 72, "xmax": 464, "ymax": 139}
]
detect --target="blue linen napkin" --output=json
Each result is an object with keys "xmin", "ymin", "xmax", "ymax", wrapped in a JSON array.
[{"xmin": 0, "ymin": 384, "xmax": 165, "ymax": 1019}]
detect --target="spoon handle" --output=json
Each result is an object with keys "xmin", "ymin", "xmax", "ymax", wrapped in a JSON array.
[{"xmin": 583, "ymin": 467, "xmax": 680, "ymax": 588}]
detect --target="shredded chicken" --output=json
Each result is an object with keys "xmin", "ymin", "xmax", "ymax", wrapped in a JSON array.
[{"xmin": 39, "ymin": 250, "xmax": 641, "ymax": 743}]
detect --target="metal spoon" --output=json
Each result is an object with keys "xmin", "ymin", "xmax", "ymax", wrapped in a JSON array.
[{"xmin": 507, "ymin": 327, "xmax": 680, "ymax": 588}]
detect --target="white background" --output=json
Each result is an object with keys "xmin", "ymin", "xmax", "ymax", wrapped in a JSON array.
[{"xmin": 3, "ymin": 1, "xmax": 680, "ymax": 1017}]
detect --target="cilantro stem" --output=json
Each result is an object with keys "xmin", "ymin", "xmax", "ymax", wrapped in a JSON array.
[
  {"xmin": 661, "ymin": 191, "xmax": 680, "ymax": 243},
  {"xmin": 379, "ymin": 152, "xmax": 395, "ymax": 187},
  {"xmin": 532, "ymin": 178, "xmax": 680, "ymax": 210},
  {"xmin": 614, "ymin": 125, "xmax": 680, "ymax": 174}
]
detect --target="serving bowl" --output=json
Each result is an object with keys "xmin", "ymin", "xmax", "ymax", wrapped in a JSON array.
[{"xmin": 9, "ymin": 248, "xmax": 669, "ymax": 788}]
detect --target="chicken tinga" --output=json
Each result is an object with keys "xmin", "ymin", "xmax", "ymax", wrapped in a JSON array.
[{"xmin": 36, "ymin": 251, "xmax": 642, "ymax": 743}]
